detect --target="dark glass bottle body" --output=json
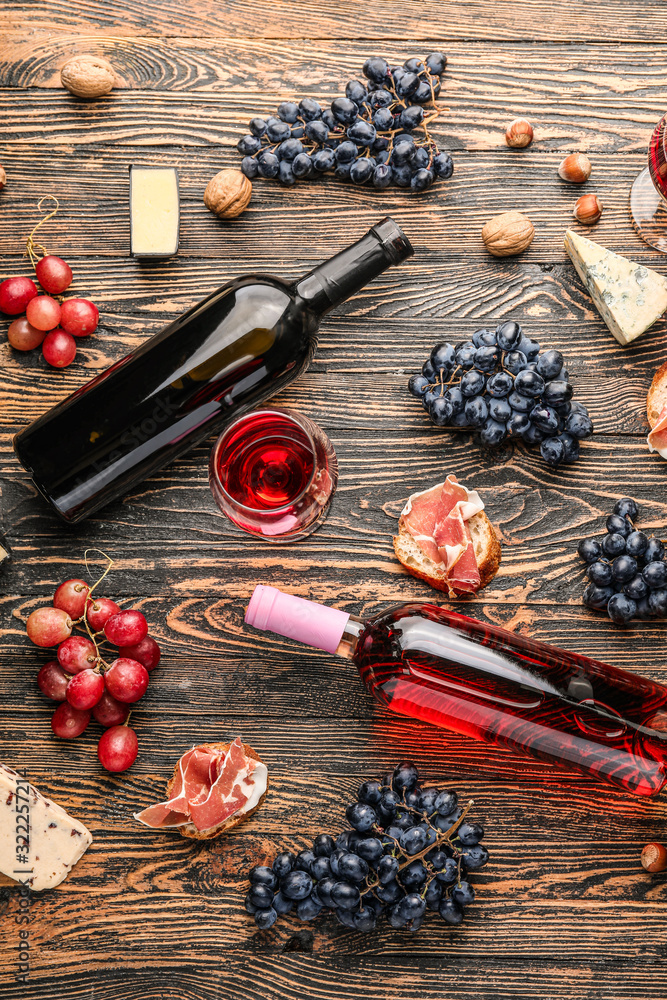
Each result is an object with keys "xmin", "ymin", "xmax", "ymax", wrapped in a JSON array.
[
  {"xmin": 349, "ymin": 603, "xmax": 667, "ymax": 797},
  {"xmin": 14, "ymin": 218, "xmax": 412, "ymax": 523}
]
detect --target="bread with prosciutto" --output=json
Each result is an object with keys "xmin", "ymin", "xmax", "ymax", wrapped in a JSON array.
[
  {"xmin": 134, "ymin": 737, "xmax": 268, "ymax": 840},
  {"xmin": 647, "ymin": 361, "xmax": 667, "ymax": 460},
  {"xmin": 393, "ymin": 475, "xmax": 501, "ymax": 596}
]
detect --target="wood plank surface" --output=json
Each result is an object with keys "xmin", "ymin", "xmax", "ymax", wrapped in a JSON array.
[
  {"xmin": 2, "ymin": 1, "xmax": 667, "ymax": 42},
  {"xmin": 2, "ymin": 2, "xmax": 667, "ymax": 999}
]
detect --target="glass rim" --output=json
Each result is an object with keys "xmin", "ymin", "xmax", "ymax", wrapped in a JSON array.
[{"xmin": 210, "ymin": 406, "xmax": 319, "ymax": 515}]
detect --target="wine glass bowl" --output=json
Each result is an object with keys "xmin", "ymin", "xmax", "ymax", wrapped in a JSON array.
[
  {"xmin": 630, "ymin": 112, "xmax": 667, "ymax": 252},
  {"xmin": 209, "ymin": 407, "xmax": 338, "ymax": 542}
]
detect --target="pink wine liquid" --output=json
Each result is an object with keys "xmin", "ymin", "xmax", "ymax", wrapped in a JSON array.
[
  {"xmin": 354, "ymin": 603, "xmax": 667, "ymax": 796},
  {"xmin": 648, "ymin": 113, "xmax": 667, "ymax": 200},
  {"xmin": 217, "ymin": 411, "xmax": 315, "ymax": 511}
]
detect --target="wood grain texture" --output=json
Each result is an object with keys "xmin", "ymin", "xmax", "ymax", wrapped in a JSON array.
[
  {"xmin": 2, "ymin": 4, "xmax": 667, "ymax": 1000},
  {"xmin": 2, "ymin": 0, "xmax": 667, "ymax": 42}
]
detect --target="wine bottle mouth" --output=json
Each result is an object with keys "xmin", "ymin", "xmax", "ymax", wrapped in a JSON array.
[{"xmin": 369, "ymin": 217, "xmax": 414, "ymax": 263}]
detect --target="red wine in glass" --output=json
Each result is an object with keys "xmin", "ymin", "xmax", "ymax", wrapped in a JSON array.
[
  {"xmin": 209, "ymin": 407, "xmax": 337, "ymax": 541},
  {"xmin": 630, "ymin": 111, "xmax": 667, "ymax": 252}
]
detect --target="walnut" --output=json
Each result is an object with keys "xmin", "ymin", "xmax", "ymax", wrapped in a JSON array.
[
  {"xmin": 203, "ymin": 169, "xmax": 252, "ymax": 219},
  {"xmin": 60, "ymin": 54, "xmax": 116, "ymax": 98},
  {"xmin": 481, "ymin": 211, "xmax": 534, "ymax": 257}
]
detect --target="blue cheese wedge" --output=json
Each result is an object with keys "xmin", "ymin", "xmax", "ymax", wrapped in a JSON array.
[
  {"xmin": 564, "ymin": 229, "xmax": 667, "ymax": 346},
  {"xmin": 0, "ymin": 764, "xmax": 92, "ymax": 891}
]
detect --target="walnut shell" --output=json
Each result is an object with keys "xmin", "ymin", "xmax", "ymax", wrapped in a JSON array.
[
  {"xmin": 203, "ymin": 169, "xmax": 252, "ymax": 219},
  {"xmin": 482, "ymin": 211, "xmax": 534, "ymax": 257},
  {"xmin": 61, "ymin": 54, "xmax": 116, "ymax": 98}
]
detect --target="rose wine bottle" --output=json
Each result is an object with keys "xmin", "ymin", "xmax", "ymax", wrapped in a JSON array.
[
  {"xmin": 14, "ymin": 218, "xmax": 412, "ymax": 523},
  {"xmin": 245, "ymin": 586, "xmax": 667, "ymax": 797}
]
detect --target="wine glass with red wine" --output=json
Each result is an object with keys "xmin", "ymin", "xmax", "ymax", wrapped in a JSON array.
[
  {"xmin": 209, "ymin": 407, "xmax": 338, "ymax": 542},
  {"xmin": 630, "ymin": 111, "xmax": 667, "ymax": 252}
]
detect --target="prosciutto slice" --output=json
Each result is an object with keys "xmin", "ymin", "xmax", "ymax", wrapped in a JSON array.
[
  {"xmin": 134, "ymin": 737, "xmax": 265, "ymax": 832},
  {"xmin": 648, "ymin": 403, "xmax": 667, "ymax": 459},
  {"xmin": 402, "ymin": 475, "xmax": 484, "ymax": 595}
]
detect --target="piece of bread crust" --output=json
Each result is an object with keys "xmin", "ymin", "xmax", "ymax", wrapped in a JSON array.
[
  {"xmin": 167, "ymin": 742, "xmax": 268, "ymax": 841},
  {"xmin": 647, "ymin": 361, "xmax": 667, "ymax": 429},
  {"xmin": 393, "ymin": 509, "xmax": 501, "ymax": 595}
]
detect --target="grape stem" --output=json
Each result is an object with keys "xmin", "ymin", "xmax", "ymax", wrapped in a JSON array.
[
  {"xmin": 360, "ymin": 798, "xmax": 475, "ymax": 897},
  {"xmin": 25, "ymin": 195, "xmax": 59, "ymax": 269},
  {"xmin": 69, "ymin": 549, "xmax": 117, "ymax": 674}
]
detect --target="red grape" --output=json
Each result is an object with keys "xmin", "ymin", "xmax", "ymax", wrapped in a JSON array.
[
  {"xmin": 26, "ymin": 295, "xmax": 62, "ymax": 332},
  {"xmin": 66, "ymin": 668, "xmax": 104, "ymax": 710},
  {"xmin": 37, "ymin": 660, "xmax": 69, "ymax": 701},
  {"xmin": 97, "ymin": 726, "xmax": 138, "ymax": 772},
  {"xmin": 7, "ymin": 316, "xmax": 46, "ymax": 351},
  {"xmin": 60, "ymin": 298, "xmax": 98, "ymax": 337},
  {"xmin": 26, "ymin": 607, "xmax": 73, "ymax": 647},
  {"xmin": 53, "ymin": 577, "xmax": 90, "ymax": 618},
  {"xmin": 104, "ymin": 657, "xmax": 149, "ymax": 703},
  {"xmin": 0, "ymin": 276, "xmax": 38, "ymax": 315},
  {"xmin": 104, "ymin": 610, "xmax": 148, "ymax": 647},
  {"xmin": 35, "ymin": 255, "xmax": 73, "ymax": 295},
  {"xmin": 92, "ymin": 690, "xmax": 130, "ymax": 728},
  {"xmin": 86, "ymin": 597, "xmax": 121, "ymax": 631},
  {"xmin": 57, "ymin": 635, "xmax": 97, "ymax": 673},
  {"xmin": 42, "ymin": 328, "xmax": 76, "ymax": 367},
  {"xmin": 51, "ymin": 702, "xmax": 91, "ymax": 739},
  {"xmin": 119, "ymin": 635, "xmax": 160, "ymax": 672}
]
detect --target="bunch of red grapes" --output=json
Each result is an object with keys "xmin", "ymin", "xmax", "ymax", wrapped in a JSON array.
[
  {"xmin": 0, "ymin": 255, "xmax": 98, "ymax": 368},
  {"xmin": 26, "ymin": 576, "xmax": 161, "ymax": 773}
]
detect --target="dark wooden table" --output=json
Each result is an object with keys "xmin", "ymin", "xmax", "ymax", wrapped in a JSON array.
[{"xmin": 1, "ymin": 3, "xmax": 667, "ymax": 998}]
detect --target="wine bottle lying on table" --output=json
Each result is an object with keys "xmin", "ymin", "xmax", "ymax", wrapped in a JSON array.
[
  {"xmin": 246, "ymin": 585, "xmax": 667, "ymax": 797},
  {"xmin": 14, "ymin": 218, "xmax": 412, "ymax": 523}
]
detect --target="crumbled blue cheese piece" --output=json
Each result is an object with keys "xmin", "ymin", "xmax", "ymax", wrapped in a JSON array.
[
  {"xmin": 564, "ymin": 229, "xmax": 667, "ymax": 345},
  {"xmin": 0, "ymin": 764, "xmax": 92, "ymax": 891}
]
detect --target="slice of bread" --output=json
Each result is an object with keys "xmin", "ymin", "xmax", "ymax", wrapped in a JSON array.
[
  {"xmin": 647, "ymin": 361, "xmax": 667, "ymax": 428},
  {"xmin": 168, "ymin": 742, "xmax": 268, "ymax": 841},
  {"xmin": 393, "ymin": 509, "xmax": 501, "ymax": 595}
]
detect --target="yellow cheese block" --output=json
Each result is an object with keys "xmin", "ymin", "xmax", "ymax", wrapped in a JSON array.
[{"xmin": 130, "ymin": 166, "xmax": 180, "ymax": 258}]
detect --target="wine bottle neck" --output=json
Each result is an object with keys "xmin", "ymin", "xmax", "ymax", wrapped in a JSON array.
[
  {"xmin": 333, "ymin": 616, "xmax": 365, "ymax": 660},
  {"xmin": 293, "ymin": 217, "xmax": 413, "ymax": 315}
]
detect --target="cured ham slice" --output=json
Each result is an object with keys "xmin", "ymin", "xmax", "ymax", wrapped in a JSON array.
[
  {"xmin": 648, "ymin": 403, "xmax": 667, "ymax": 459},
  {"xmin": 401, "ymin": 475, "xmax": 484, "ymax": 595},
  {"xmin": 189, "ymin": 739, "xmax": 249, "ymax": 831},
  {"xmin": 134, "ymin": 737, "xmax": 268, "ymax": 835}
]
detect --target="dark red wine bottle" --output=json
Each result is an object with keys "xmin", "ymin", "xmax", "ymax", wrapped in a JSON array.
[
  {"xmin": 246, "ymin": 586, "xmax": 667, "ymax": 797},
  {"xmin": 14, "ymin": 218, "xmax": 412, "ymax": 523}
]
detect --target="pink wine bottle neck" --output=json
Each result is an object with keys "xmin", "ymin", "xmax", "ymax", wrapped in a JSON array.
[{"xmin": 245, "ymin": 585, "xmax": 363, "ymax": 656}]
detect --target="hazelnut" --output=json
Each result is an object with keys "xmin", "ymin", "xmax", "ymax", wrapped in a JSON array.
[
  {"xmin": 573, "ymin": 194, "xmax": 603, "ymax": 225},
  {"xmin": 204, "ymin": 168, "xmax": 252, "ymax": 219},
  {"xmin": 482, "ymin": 211, "xmax": 534, "ymax": 257},
  {"xmin": 0, "ymin": 165, "xmax": 5, "ymax": 190},
  {"xmin": 641, "ymin": 842, "xmax": 667, "ymax": 873},
  {"xmin": 61, "ymin": 54, "xmax": 116, "ymax": 98},
  {"xmin": 558, "ymin": 152, "xmax": 592, "ymax": 184},
  {"xmin": 505, "ymin": 119, "xmax": 533, "ymax": 149}
]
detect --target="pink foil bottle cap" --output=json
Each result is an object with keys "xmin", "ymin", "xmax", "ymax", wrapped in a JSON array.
[{"xmin": 245, "ymin": 585, "xmax": 350, "ymax": 655}]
